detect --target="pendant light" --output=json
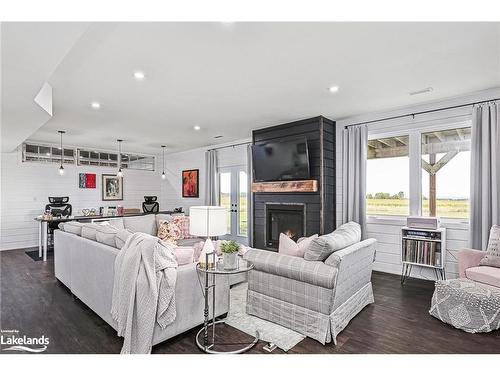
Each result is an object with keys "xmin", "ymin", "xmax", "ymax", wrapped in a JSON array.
[
  {"xmin": 58, "ymin": 130, "xmax": 66, "ymax": 175},
  {"xmin": 117, "ymin": 139, "xmax": 123, "ymax": 177},
  {"xmin": 161, "ymin": 145, "xmax": 166, "ymax": 180}
]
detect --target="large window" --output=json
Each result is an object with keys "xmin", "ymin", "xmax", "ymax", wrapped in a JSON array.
[
  {"xmin": 78, "ymin": 148, "xmax": 155, "ymax": 171},
  {"xmin": 421, "ymin": 127, "xmax": 471, "ymax": 219},
  {"xmin": 367, "ymin": 135, "xmax": 410, "ymax": 216},
  {"xmin": 23, "ymin": 143, "xmax": 75, "ymax": 164},
  {"xmin": 366, "ymin": 124, "xmax": 471, "ymax": 220}
]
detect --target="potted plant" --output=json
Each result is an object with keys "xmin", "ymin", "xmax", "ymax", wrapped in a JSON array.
[{"xmin": 221, "ymin": 240, "xmax": 239, "ymax": 270}]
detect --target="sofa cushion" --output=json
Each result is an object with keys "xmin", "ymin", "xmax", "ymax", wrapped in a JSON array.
[
  {"xmin": 479, "ymin": 225, "xmax": 500, "ymax": 268},
  {"xmin": 115, "ymin": 229, "xmax": 134, "ymax": 249},
  {"xmin": 61, "ymin": 221, "xmax": 84, "ymax": 236},
  {"xmin": 173, "ymin": 246, "xmax": 195, "ymax": 266},
  {"xmin": 304, "ymin": 221, "xmax": 361, "ymax": 261},
  {"xmin": 244, "ymin": 248, "xmax": 337, "ymax": 289},
  {"xmin": 106, "ymin": 218, "xmax": 125, "ymax": 230},
  {"xmin": 466, "ymin": 266, "xmax": 500, "ymax": 288},
  {"xmin": 123, "ymin": 214, "xmax": 157, "ymax": 235},
  {"xmin": 179, "ymin": 238, "xmax": 203, "ymax": 248},
  {"xmin": 96, "ymin": 225, "xmax": 119, "ymax": 247},
  {"xmin": 81, "ymin": 223, "xmax": 102, "ymax": 241},
  {"xmin": 278, "ymin": 233, "xmax": 318, "ymax": 258}
]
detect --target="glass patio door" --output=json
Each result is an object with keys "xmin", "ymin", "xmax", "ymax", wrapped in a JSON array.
[{"xmin": 219, "ymin": 166, "xmax": 248, "ymax": 245}]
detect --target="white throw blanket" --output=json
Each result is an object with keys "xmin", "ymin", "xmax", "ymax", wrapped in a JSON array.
[{"xmin": 111, "ymin": 232, "xmax": 178, "ymax": 354}]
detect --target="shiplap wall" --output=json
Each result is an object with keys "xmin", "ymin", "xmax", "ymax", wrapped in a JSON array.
[
  {"xmin": 0, "ymin": 148, "xmax": 162, "ymax": 251},
  {"xmin": 1, "ymin": 139, "xmax": 251, "ymax": 251},
  {"xmin": 335, "ymin": 88, "xmax": 500, "ymax": 280}
]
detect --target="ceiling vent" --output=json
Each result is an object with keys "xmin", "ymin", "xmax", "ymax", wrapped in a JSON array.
[{"xmin": 409, "ymin": 87, "xmax": 433, "ymax": 96}]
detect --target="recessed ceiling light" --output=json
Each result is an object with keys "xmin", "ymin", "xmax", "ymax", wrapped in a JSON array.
[
  {"xmin": 328, "ymin": 86, "xmax": 340, "ymax": 93},
  {"xmin": 133, "ymin": 71, "xmax": 145, "ymax": 81},
  {"xmin": 193, "ymin": 125, "xmax": 201, "ymax": 131},
  {"xmin": 91, "ymin": 101, "xmax": 101, "ymax": 109}
]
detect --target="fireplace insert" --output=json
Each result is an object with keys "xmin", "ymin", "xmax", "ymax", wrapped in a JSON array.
[{"xmin": 265, "ymin": 203, "xmax": 305, "ymax": 250}]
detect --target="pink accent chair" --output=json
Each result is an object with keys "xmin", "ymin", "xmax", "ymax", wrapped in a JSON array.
[{"xmin": 458, "ymin": 248, "xmax": 500, "ymax": 288}]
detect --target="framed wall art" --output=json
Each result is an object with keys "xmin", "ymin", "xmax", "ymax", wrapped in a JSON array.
[
  {"xmin": 102, "ymin": 174, "xmax": 123, "ymax": 201},
  {"xmin": 182, "ymin": 169, "xmax": 199, "ymax": 198}
]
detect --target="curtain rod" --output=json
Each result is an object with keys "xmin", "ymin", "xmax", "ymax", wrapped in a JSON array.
[
  {"xmin": 207, "ymin": 141, "xmax": 252, "ymax": 152},
  {"xmin": 344, "ymin": 97, "xmax": 500, "ymax": 129}
]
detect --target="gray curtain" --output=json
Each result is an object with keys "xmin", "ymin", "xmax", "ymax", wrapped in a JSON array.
[
  {"xmin": 342, "ymin": 124, "xmax": 368, "ymax": 238},
  {"xmin": 205, "ymin": 150, "xmax": 219, "ymax": 205},
  {"xmin": 247, "ymin": 144, "xmax": 253, "ymax": 247},
  {"xmin": 470, "ymin": 101, "xmax": 500, "ymax": 249}
]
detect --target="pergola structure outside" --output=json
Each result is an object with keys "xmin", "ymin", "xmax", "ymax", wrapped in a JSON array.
[{"xmin": 367, "ymin": 127, "xmax": 471, "ymax": 216}]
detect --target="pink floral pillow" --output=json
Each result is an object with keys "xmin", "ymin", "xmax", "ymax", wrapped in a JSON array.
[
  {"xmin": 278, "ymin": 233, "xmax": 318, "ymax": 258},
  {"xmin": 157, "ymin": 220, "xmax": 182, "ymax": 246},
  {"xmin": 172, "ymin": 216, "xmax": 195, "ymax": 239}
]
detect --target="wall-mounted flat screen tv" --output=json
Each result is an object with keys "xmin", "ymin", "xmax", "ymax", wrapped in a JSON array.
[{"xmin": 252, "ymin": 137, "xmax": 310, "ymax": 182}]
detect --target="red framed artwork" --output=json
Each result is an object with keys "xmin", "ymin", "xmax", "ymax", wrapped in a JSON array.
[
  {"xmin": 182, "ymin": 169, "xmax": 199, "ymax": 198},
  {"xmin": 79, "ymin": 173, "xmax": 96, "ymax": 188}
]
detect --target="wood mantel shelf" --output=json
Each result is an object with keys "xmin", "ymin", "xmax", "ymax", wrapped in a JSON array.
[{"xmin": 252, "ymin": 180, "xmax": 318, "ymax": 193}]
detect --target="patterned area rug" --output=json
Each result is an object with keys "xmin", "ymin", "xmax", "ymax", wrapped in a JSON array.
[{"xmin": 225, "ymin": 283, "xmax": 305, "ymax": 352}]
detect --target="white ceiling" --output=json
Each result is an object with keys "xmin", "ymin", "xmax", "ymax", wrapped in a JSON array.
[{"xmin": 2, "ymin": 22, "xmax": 499, "ymax": 154}]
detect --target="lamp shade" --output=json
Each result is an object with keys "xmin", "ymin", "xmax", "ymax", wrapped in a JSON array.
[{"xmin": 189, "ymin": 206, "xmax": 227, "ymax": 237}]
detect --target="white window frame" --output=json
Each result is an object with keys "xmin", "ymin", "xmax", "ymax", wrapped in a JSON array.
[
  {"xmin": 367, "ymin": 118, "xmax": 471, "ymax": 228},
  {"xmin": 21, "ymin": 142, "xmax": 76, "ymax": 166}
]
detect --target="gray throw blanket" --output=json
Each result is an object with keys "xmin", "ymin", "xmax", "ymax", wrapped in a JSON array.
[{"xmin": 111, "ymin": 232, "xmax": 178, "ymax": 354}]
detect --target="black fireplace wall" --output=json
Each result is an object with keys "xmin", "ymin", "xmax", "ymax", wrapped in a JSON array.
[{"xmin": 251, "ymin": 116, "xmax": 336, "ymax": 250}]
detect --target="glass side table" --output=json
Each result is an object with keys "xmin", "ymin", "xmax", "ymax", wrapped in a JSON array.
[{"xmin": 195, "ymin": 253, "xmax": 259, "ymax": 354}]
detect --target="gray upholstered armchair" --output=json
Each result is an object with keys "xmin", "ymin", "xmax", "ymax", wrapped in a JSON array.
[{"xmin": 243, "ymin": 237, "xmax": 376, "ymax": 344}]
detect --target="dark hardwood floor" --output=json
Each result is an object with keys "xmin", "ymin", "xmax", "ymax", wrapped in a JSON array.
[{"xmin": 1, "ymin": 248, "xmax": 499, "ymax": 354}]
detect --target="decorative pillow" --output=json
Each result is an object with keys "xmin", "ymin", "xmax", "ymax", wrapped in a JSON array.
[
  {"xmin": 107, "ymin": 218, "xmax": 125, "ymax": 230},
  {"xmin": 157, "ymin": 220, "xmax": 182, "ymax": 246},
  {"xmin": 174, "ymin": 246, "xmax": 195, "ymax": 265},
  {"xmin": 155, "ymin": 214, "xmax": 173, "ymax": 228},
  {"xmin": 479, "ymin": 225, "xmax": 500, "ymax": 268},
  {"xmin": 278, "ymin": 233, "xmax": 318, "ymax": 258},
  {"xmin": 304, "ymin": 221, "xmax": 361, "ymax": 261},
  {"xmin": 115, "ymin": 229, "xmax": 134, "ymax": 249},
  {"xmin": 123, "ymin": 214, "xmax": 157, "ymax": 235},
  {"xmin": 96, "ymin": 225, "xmax": 119, "ymax": 247},
  {"xmin": 172, "ymin": 216, "xmax": 195, "ymax": 239},
  {"xmin": 238, "ymin": 245, "xmax": 251, "ymax": 256},
  {"xmin": 193, "ymin": 241, "xmax": 205, "ymax": 260},
  {"xmin": 81, "ymin": 223, "xmax": 102, "ymax": 241},
  {"xmin": 62, "ymin": 221, "xmax": 84, "ymax": 236}
]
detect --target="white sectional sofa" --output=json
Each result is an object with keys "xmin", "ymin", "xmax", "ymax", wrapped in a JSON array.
[{"xmin": 54, "ymin": 214, "xmax": 230, "ymax": 347}]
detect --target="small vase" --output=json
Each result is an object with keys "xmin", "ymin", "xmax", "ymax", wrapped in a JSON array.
[{"xmin": 223, "ymin": 252, "xmax": 238, "ymax": 270}]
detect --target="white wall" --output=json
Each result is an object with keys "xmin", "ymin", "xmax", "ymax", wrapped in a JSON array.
[
  {"xmin": 161, "ymin": 148, "xmax": 207, "ymax": 211},
  {"xmin": 335, "ymin": 87, "xmax": 500, "ymax": 280},
  {"xmin": 0, "ymin": 147, "xmax": 162, "ymax": 251},
  {"xmin": 160, "ymin": 141, "xmax": 250, "ymax": 213}
]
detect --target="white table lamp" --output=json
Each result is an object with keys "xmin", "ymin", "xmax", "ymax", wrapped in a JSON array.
[{"xmin": 189, "ymin": 206, "xmax": 227, "ymax": 267}]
